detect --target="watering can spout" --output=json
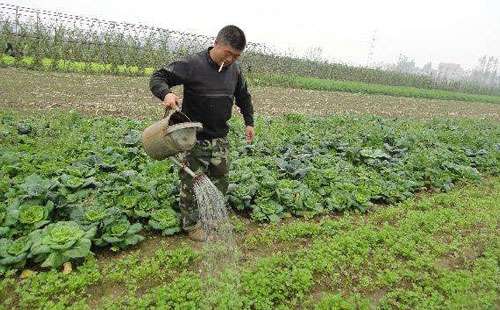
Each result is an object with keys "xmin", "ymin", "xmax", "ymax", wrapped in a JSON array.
[{"xmin": 169, "ymin": 156, "xmax": 198, "ymax": 178}]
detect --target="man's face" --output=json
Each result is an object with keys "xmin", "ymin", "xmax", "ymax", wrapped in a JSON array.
[{"xmin": 214, "ymin": 41, "xmax": 242, "ymax": 66}]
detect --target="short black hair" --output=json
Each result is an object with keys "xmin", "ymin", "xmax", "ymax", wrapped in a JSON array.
[{"xmin": 216, "ymin": 25, "xmax": 246, "ymax": 51}]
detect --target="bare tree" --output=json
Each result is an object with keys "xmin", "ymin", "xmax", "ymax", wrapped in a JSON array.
[
  {"xmin": 395, "ymin": 54, "xmax": 416, "ymax": 74},
  {"xmin": 305, "ymin": 46, "xmax": 325, "ymax": 63},
  {"xmin": 472, "ymin": 55, "xmax": 498, "ymax": 87},
  {"xmin": 422, "ymin": 62, "xmax": 433, "ymax": 76}
]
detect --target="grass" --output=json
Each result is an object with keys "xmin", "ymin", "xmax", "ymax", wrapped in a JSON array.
[
  {"xmin": 248, "ymin": 73, "xmax": 500, "ymax": 104},
  {"xmin": 0, "ymin": 54, "xmax": 151, "ymax": 76},
  {"xmin": 2, "ymin": 54, "xmax": 500, "ymax": 104},
  {"xmin": 0, "ymin": 177, "xmax": 498, "ymax": 309}
]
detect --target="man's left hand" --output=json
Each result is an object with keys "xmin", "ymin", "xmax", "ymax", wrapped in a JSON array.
[{"xmin": 245, "ymin": 126, "xmax": 255, "ymax": 144}]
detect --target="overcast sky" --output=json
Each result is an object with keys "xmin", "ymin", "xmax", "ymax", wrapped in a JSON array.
[{"xmin": 4, "ymin": 0, "xmax": 499, "ymax": 70}]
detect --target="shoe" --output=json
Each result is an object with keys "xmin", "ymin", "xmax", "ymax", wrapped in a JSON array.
[{"xmin": 187, "ymin": 226, "xmax": 207, "ymax": 242}]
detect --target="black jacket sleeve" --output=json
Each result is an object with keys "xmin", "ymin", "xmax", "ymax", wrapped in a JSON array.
[
  {"xmin": 149, "ymin": 60, "xmax": 191, "ymax": 101},
  {"xmin": 234, "ymin": 67, "xmax": 254, "ymax": 127}
]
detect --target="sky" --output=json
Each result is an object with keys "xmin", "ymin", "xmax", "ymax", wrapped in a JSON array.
[{"xmin": 3, "ymin": 0, "xmax": 499, "ymax": 70}]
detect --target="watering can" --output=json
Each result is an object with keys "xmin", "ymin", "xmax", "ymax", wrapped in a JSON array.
[{"xmin": 142, "ymin": 108, "xmax": 202, "ymax": 162}]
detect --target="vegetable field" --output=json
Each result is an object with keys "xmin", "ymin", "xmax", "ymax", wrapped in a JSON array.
[
  {"xmin": 0, "ymin": 106, "xmax": 498, "ymax": 308},
  {"xmin": 1, "ymin": 108, "xmax": 498, "ymax": 272},
  {"xmin": 0, "ymin": 78, "xmax": 499, "ymax": 308}
]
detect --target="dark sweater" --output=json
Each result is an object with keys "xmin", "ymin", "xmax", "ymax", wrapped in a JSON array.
[{"xmin": 149, "ymin": 47, "xmax": 254, "ymax": 140}]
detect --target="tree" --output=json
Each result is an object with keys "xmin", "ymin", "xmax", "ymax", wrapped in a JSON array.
[
  {"xmin": 422, "ymin": 62, "xmax": 433, "ymax": 76},
  {"xmin": 304, "ymin": 46, "xmax": 325, "ymax": 63},
  {"xmin": 472, "ymin": 55, "xmax": 498, "ymax": 87},
  {"xmin": 395, "ymin": 54, "xmax": 416, "ymax": 74}
]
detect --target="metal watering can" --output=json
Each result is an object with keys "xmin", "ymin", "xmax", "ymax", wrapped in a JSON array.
[{"xmin": 142, "ymin": 108, "xmax": 202, "ymax": 177}]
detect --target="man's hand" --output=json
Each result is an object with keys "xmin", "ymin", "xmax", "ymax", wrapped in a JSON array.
[
  {"xmin": 163, "ymin": 93, "xmax": 180, "ymax": 110},
  {"xmin": 245, "ymin": 126, "xmax": 255, "ymax": 144}
]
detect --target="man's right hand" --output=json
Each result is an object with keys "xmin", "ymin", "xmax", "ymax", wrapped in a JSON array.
[{"xmin": 163, "ymin": 93, "xmax": 180, "ymax": 110}]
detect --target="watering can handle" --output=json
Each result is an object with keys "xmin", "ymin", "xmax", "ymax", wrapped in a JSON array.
[{"xmin": 163, "ymin": 106, "xmax": 180, "ymax": 119}]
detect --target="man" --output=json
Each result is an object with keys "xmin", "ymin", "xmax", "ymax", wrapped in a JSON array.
[{"xmin": 149, "ymin": 25, "xmax": 255, "ymax": 241}]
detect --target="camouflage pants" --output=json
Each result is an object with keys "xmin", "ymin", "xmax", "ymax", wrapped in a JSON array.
[{"xmin": 179, "ymin": 137, "xmax": 229, "ymax": 231}]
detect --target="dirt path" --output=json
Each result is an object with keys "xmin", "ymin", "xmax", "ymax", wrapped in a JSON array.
[{"xmin": 1, "ymin": 67, "xmax": 499, "ymax": 120}]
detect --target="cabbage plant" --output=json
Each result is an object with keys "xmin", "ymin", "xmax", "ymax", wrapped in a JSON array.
[
  {"xmin": 1, "ymin": 200, "xmax": 53, "ymax": 237},
  {"xmin": 17, "ymin": 201, "xmax": 54, "ymax": 230},
  {"xmin": 95, "ymin": 218, "xmax": 143, "ymax": 251},
  {"xmin": 30, "ymin": 221, "xmax": 96, "ymax": 269},
  {"xmin": 0, "ymin": 236, "xmax": 32, "ymax": 273},
  {"xmin": 0, "ymin": 206, "xmax": 10, "ymax": 237},
  {"xmin": 133, "ymin": 195, "xmax": 159, "ymax": 218},
  {"xmin": 148, "ymin": 208, "xmax": 180, "ymax": 236},
  {"xmin": 70, "ymin": 205, "xmax": 122, "ymax": 230},
  {"xmin": 251, "ymin": 199, "xmax": 284, "ymax": 223}
]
